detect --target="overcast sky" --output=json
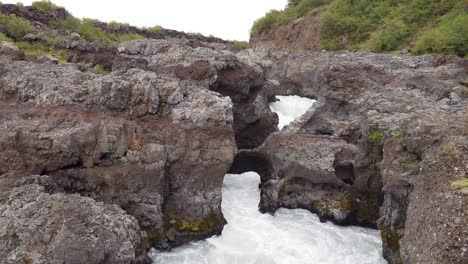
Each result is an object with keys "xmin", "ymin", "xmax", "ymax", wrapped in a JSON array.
[{"xmin": 5, "ymin": 0, "xmax": 288, "ymax": 41}]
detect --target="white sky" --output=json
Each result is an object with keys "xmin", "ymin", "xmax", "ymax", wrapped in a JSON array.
[{"xmin": 5, "ymin": 0, "xmax": 288, "ymax": 41}]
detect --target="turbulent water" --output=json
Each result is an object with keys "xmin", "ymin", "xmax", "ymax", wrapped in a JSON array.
[
  {"xmin": 150, "ymin": 172, "xmax": 386, "ymax": 264},
  {"xmin": 269, "ymin": 95, "xmax": 316, "ymax": 130}
]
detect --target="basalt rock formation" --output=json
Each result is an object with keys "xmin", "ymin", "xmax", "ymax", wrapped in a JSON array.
[
  {"xmin": 232, "ymin": 50, "xmax": 468, "ymax": 263},
  {"xmin": 0, "ymin": 39, "xmax": 253, "ymax": 262},
  {"xmin": 0, "ymin": 5, "xmax": 467, "ymax": 263}
]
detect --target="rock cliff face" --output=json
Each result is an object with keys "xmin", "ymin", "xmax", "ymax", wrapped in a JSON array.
[
  {"xmin": 0, "ymin": 11, "xmax": 467, "ymax": 263},
  {"xmin": 0, "ymin": 38, "xmax": 259, "ymax": 261},
  {"xmin": 250, "ymin": 7, "xmax": 324, "ymax": 52},
  {"xmin": 232, "ymin": 50, "xmax": 468, "ymax": 263}
]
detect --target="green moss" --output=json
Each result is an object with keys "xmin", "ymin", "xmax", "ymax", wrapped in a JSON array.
[
  {"xmin": 354, "ymin": 194, "xmax": 382, "ymax": 223},
  {"xmin": 165, "ymin": 212, "xmax": 223, "ymax": 233},
  {"xmin": 390, "ymin": 131, "xmax": 402, "ymax": 138},
  {"xmin": 376, "ymin": 160, "xmax": 382, "ymax": 169},
  {"xmin": 461, "ymin": 90, "xmax": 468, "ymax": 98},
  {"xmin": 379, "ymin": 223, "xmax": 404, "ymax": 251},
  {"xmin": 403, "ymin": 156, "xmax": 418, "ymax": 169},
  {"xmin": 451, "ymin": 178, "xmax": 468, "ymax": 190},
  {"xmin": 312, "ymin": 200, "xmax": 332, "ymax": 214},
  {"xmin": 368, "ymin": 130, "xmax": 384, "ymax": 143},
  {"xmin": 93, "ymin": 64, "xmax": 107, "ymax": 75},
  {"xmin": 336, "ymin": 193, "xmax": 353, "ymax": 211},
  {"xmin": 141, "ymin": 226, "xmax": 165, "ymax": 244}
]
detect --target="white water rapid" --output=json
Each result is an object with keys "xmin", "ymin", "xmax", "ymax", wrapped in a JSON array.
[
  {"xmin": 150, "ymin": 172, "xmax": 386, "ymax": 264},
  {"xmin": 150, "ymin": 95, "xmax": 385, "ymax": 264},
  {"xmin": 269, "ymin": 95, "xmax": 316, "ymax": 130}
]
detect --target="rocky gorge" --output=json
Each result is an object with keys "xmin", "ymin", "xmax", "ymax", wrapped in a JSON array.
[{"xmin": 0, "ymin": 2, "xmax": 467, "ymax": 264}]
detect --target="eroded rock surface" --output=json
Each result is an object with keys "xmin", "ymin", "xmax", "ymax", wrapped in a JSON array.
[
  {"xmin": 0, "ymin": 40, "xmax": 243, "ymax": 259},
  {"xmin": 233, "ymin": 50, "xmax": 467, "ymax": 263},
  {"xmin": 0, "ymin": 176, "xmax": 147, "ymax": 264}
]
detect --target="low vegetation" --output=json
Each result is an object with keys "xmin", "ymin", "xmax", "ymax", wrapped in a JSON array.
[
  {"xmin": 0, "ymin": 32, "xmax": 13, "ymax": 42},
  {"xmin": 252, "ymin": 0, "xmax": 467, "ymax": 57},
  {"xmin": 251, "ymin": 0, "xmax": 330, "ymax": 37},
  {"xmin": 0, "ymin": 13, "xmax": 35, "ymax": 40},
  {"xmin": 52, "ymin": 16, "xmax": 143, "ymax": 46},
  {"xmin": 32, "ymin": 0, "xmax": 58, "ymax": 13},
  {"xmin": 232, "ymin": 41, "xmax": 250, "ymax": 52}
]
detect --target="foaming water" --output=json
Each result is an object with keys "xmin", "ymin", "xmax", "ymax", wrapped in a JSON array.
[
  {"xmin": 269, "ymin": 95, "xmax": 316, "ymax": 130},
  {"xmin": 150, "ymin": 172, "xmax": 386, "ymax": 264}
]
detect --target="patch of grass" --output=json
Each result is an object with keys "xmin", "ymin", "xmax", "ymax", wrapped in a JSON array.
[
  {"xmin": 413, "ymin": 10, "xmax": 468, "ymax": 57},
  {"xmin": 32, "ymin": 0, "xmax": 58, "ymax": 13},
  {"xmin": 251, "ymin": 0, "xmax": 331, "ymax": 37},
  {"xmin": 93, "ymin": 64, "xmax": 107, "ymax": 75},
  {"xmin": 0, "ymin": 13, "xmax": 36, "ymax": 40},
  {"xmin": 461, "ymin": 90, "xmax": 468, "ymax": 98},
  {"xmin": 321, "ymin": 0, "xmax": 463, "ymax": 54},
  {"xmin": 146, "ymin": 25, "xmax": 163, "ymax": 32},
  {"xmin": 232, "ymin": 40, "xmax": 250, "ymax": 52},
  {"xmin": 53, "ymin": 16, "xmax": 112, "ymax": 44},
  {"xmin": 390, "ymin": 131, "xmax": 402, "ymax": 138},
  {"xmin": 451, "ymin": 178, "xmax": 468, "ymax": 190},
  {"xmin": 53, "ymin": 16, "xmax": 144, "ymax": 46},
  {"xmin": 368, "ymin": 130, "xmax": 384, "ymax": 143},
  {"xmin": 16, "ymin": 41, "xmax": 69, "ymax": 63},
  {"xmin": 0, "ymin": 32, "xmax": 13, "ymax": 42},
  {"xmin": 108, "ymin": 21, "xmax": 130, "ymax": 29},
  {"xmin": 16, "ymin": 41, "xmax": 50, "ymax": 57}
]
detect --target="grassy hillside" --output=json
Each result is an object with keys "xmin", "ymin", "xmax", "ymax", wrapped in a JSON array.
[{"xmin": 251, "ymin": 0, "xmax": 467, "ymax": 57}]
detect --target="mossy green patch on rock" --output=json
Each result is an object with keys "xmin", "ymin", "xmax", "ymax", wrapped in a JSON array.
[
  {"xmin": 379, "ymin": 223, "xmax": 404, "ymax": 252},
  {"xmin": 165, "ymin": 212, "xmax": 224, "ymax": 233},
  {"xmin": 451, "ymin": 178, "xmax": 468, "ymax": 194},
  {"xmin": 368, "ymin": 130, "xmax": 384, "ymax": 143},
  {"xmin": 141, "ymin": 226, "xmax": 165, "ymax": 244}
]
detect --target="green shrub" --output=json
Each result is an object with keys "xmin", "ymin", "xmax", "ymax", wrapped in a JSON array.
[
  {"xmin": 320, "ymin": 0, "xmax": 462, "ymax": 52},
  {"xmin": 413, "ymin": 11, "xmax": 468, "ymax": 57},
  {"xmin": 251, "ymin": 0, "xmax": 330, "ymax": 37},
  {"xmin": 53, "ymin": 16, "xmax": 144, "ymax": 46},
  {"xmin": 232, "ymin": 41, "xmax": 250, "ymax": 52},
  {"xmin": 0, "ymin": 32, "xmax": 13, "ymax": 42},
  {"xmin": 16, "ymin": 2, "xmax": 24, "ymax": 8},
  {"xmin": 108, "ymin": 21, "xmax": 130, "ymax": 29},
  {"xmin": 0, "ymin": 13, "xmax": 36, "ymax": 40},
  {"xmin": 53, "ymin": 16, "xmax": 112, "ymax": 44},
  {"xmin": 368, "ymin": 19, "xmax": 411, "ymax": 52},
  {"xmin": 16, "ymin": 41, "xmax": 50, "ymax": 57},
  {"xmin": 146, "ymin": 25, "xmax": 163, "ymax": 32},
  {"xmin": 32, "ymin": 0, "xmax": 57, "ymax": 13}
]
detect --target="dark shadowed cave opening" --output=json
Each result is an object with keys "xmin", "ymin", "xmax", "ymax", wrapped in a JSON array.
[{"xmin": 334, "ymin": 162, "xmax": 355, "ymax": 185}]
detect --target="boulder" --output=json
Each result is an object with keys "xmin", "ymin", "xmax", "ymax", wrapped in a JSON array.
[
  {"xmin": 37, "ymin": 54, "xmax": 59, "ymax": 64},
  {"xmin": 0, "ymin": 42, "xmax": 23, "ymax": 59},
  {"xmin": 0, "ymin": 178, "xmax": 147, "ymax": 264}
]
